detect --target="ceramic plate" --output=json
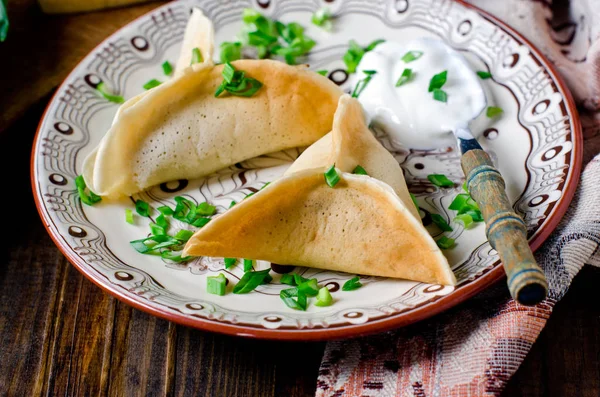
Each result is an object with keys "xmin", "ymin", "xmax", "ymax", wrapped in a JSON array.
[{"xmin": 32, "ymin": 0, "xmax": 582, "ymax": 340}]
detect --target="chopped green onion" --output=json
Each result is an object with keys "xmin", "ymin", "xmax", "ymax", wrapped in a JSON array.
[
  {"xmin": 135, "ymin": 199, "xmax": 151, "ymax": 217},
  {"xmin": 243, "ymin": 258, "xmax": 254, "ymax": 272},
  {"xmin": 160, "ymin": 251, "xmax": 193, "ymax": 263},
  {"xmin": 351, "ymin": 69, "xmax": 377, "ymax": 98},
  {"xmin": 311, "ymin": 7, "xmax": 332, "ymax": 31},
  {"xmin": 280, "ymin": 287, "xmax": 307, "ymax": 310},
  {"xmin": 174, "ymin": 229, "xmax": 194, "ymax": 242},
  {"xmin": 317, "ymin": 70, "xmax": 328, "ymax": 76},
  {"xmin": 156, "ymin": 213, "xmax": 169, "ymax": 229},
  {"xmin": 298, "ymin": 278, "xmax": 319, "ymax": 297},
  {"xmin": 162, "ymin": 61, "xmax": 173, "ymax": 76},
  {"xmin": 294, "ymin": 273, "xmax": 309, "ymax": 285},
  {"xmin": 342, "ymin": 276, "xmax": 362, "ymax": 291},
  {"xmin": 436, "ymin": 236, "xmax": 456, "ymax": 249},
  {"xmin": 207, "ymin": 273, "xmax": 227, "ymax": 296},
  {"xmin": 364, "ymin": 39, "xmax": 385, "ymax": 52},
  {"xmin": 192, "ymin": 217, "xmax": 211, "ymax": 228},
  {"xmin": 260, "ymin": 182, "xmax": 271, "ymax": 190},
  {"xmin": 486, "ymin": 106, "xmax": 503, "ymax": 118},
  {"xmin": 352, "ymin": 165, "xmax": 368, "ymax": 175},
  {"xmin": 395, "ymin": 68, "xmax": 413, "ymax": 87},
  {"xmin": 427, "ymin": 174, "xmax": 454, "ymax": 187},
  {"xmin": 244, "ymin": 192, "xmax": 255, "ymax": 200},
  {"xmin": 462, "ymin": 181, "xmax": 468, "ymax": 192},
  {"xmin": 242, "ymin": 8, "xmax": 263, "ymax": 24},
  {"xmin": 215, "ymin": 63, "xmax": 263, "ymax": 98},
  {"xmin": 220, "ymin": 41, "xmax": 242, "ymax": 63},
  {"xmin": 410, "ymin": 193, "xmax": 420, "ymax": 211},
  {"xmin": 324, "ymin": 165, "xmax": 340, "ymax": 188},
  {"xmin": 280, "ymin": 273, "xmax": 296, "ymax": 286},
  {"xmin": 222, "ymin": 62, "xmax": 236, "ymax": 83},
  {"xmin": 125, "ymin": 209, "xmax": 134, "ymax": 224},
  {"xmin": 401, "ymin": 50, "xmax": 423, "ymax": 63},
  {"xmin": 465, "ymin": 209, "xmax": 484, "ymax": 222},
  {"xmin": 430, "ymin": 213, "xmax": 453, "ymax": 232},
  {"xmin": 428, "ymin": 70, "xmax": 447, "ymax": 92},
  {"xmin": 233, "ymin": 268, "xmax": 272, "ymax": 294},
  {"xmin": 343, "ymin": 39, "xmax": 384, "ymax": 73},
  {"xmin": 149, "ymin": 223, "xmax": 165, "ymax": 236},
  {"xmin": 433, "ymin": 88, "xmax": 447, "ymax": 103},
  {"xmin": 143, "ymin": 79, "xmax": 161, "ymax": 90},
  {"xmin": 150, "ymin": 214, "xmax": 169, "ymax": 235},
  {"xmin": 157, "ymin": 205, "xmax": 174, "ymax": 216},
  {"xmin": 130, "ymin": 234, "xmax": 180, "ymax": 254},
  {"xmin": 96, "ymin": 82, "xmax": 124, "ymax": 104},
  {"xmin": 314, "ymin": 287, "xmax": 333, "ymax": 307},
  {"xmin": 75, "ymin": 175, "xmax": 102, "ymax": 206},
  {"xmin": 476, "ymin": 71, "xmax": 492, "ymax": 79},
  {"xmin": 449, "ymin": 193, "xmax": 470, "ymax": 211},
  {"xmin": 229, "ymin": 200, "xmax": 236, "ymax": 208},
  {"xmin": 248, "ymin": 30, "xmax": 278, "ymax": 47},
  {"xmin": 191, "ymin": 47, "xmax": 203, "ymax": 64},
  {"xmin": 224, "ymin": 258, "xmax": 237, "ymax": 269},
  {"xmin": 196, "ymin": 202, "xmax": 216, "ymax": 216},
  {"xmin": 454, "ymin": 213, "xmax": 474, "ymax": 228}
]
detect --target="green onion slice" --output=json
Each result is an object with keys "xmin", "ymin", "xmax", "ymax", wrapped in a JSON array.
[
  {"xmin": 294, "ymin": 273, "xmax": 309, "ymax": 285},
  {"xmin": 125, "ymin": 209, "xmax": 134, "ymax": 224},
  {"xmin": 222, "ymin": 62, "xmax": 236, "ymax": 83},
  {"xmin": 143, "ymin": 79, "xmax": 161, "ymax": 90},
  {"xmin": 453, "ymin": 213, "xmax": 474, "ymax": 229},
  {"xmin": 233, "ymin": 268, "xmax": 272, "ymax": 294},
  {"xmin": 75, "ymin": 175, "xmax": 102, "ymax": 206},
  {"xmin": 196, "ymin": 202, "xmax": 216, "ymax": 216},
  {"xmin": 314, "ymin": 287, "xmax": 333, "ymax": 307},
  {"xmin": 352, "ymin": 165, "xmax": 368, "ymax": 175},
  {"xmin": 96, "ymin": 82, "xmax": 124, "ymax": 104},
  {"xmin": 135, "ymin": 199, "xmax": 151, "ymax": 217},
  {"xmin": 207, "ymin": 273, "xmax": 227, "ymax": 296},
  {"xmin": 486, "ymin": 106, "xmax": 503, "ymax": 118},
  {"xmin": 430, "ymin": 213, "xmax": 453, "ymax": 232},
  {"xmin": 395, "ymin": 68, "xmax": 413, "ymax": 87},
  {"xmin": 351, "ymin": 69, "xmax": 377, "ymax": 98},
  {"xmin": 436, "ymin": 236, "xmax": 456, "ymax": 249},
  {"xmin": 324, "ymin": 165, "xmax": 341, "ymax": 188},
  {"xmin": 219, "ymin": 41, "xmax": 242, "ymax": 63},
  {"xmin": 191, "ymin": 47, "xmax": 203, "ymax": 64},
  {"xmin": 160, "ymin": 251, "xmax": 193, "ymax": 263},
  {"xmin": 433, "ymin": 88, "xmax": 447, "ymax": 103},
  {"xmin": 280, "ymin": 273, "xmax": 296, "ymax": 286},
  {"xmin": 297, "ymin": 278, "xmax": 320, "ymax": 297},
  {"xmin": 317, "ymin": 70, "xmax": 328, "ymax": 76},
  {"xmin": 280, "ymin": 287, "xmax": 307, "ymax": 311},
  {"xmin": 224, "ymin": 258, "xmax": 237, "ymax": 269},
  {"xmin": 174, "ymin": 229, "xmax": 194, "ymax": 242},
  {"xmin": 476, "ymin": 71, "xmax": 492, "ymax": 79},
  {"xmin": 162, "ymin": 61, "xmax": 173, "ymax": 76},
  {"xmin": 243, "ymin": 258, "xmax": 254, "ymax": 272},
  {"xmin": 311, "ymin": 7, "xmax": 332, "ymax": 31},
  {"xmin": 364, "ymin": 39, "xmax": 385, "ymax": 51},
  {"xmin": 428, "ymin": 70, "xmax": 447, "ymax": 92},
  {"xmin": 229, "ymin": 200, "xmax": 236, "ymax": 208},
  {"xmin": 342, "ymin": 276, "xmax": 362, "ymax": 291},
  {"xmin": 343, "ymin": 39, "xmax": 384, "ymax": 73},
  {"xmin": 401, "ymin": 50, "xmax": 423, "ymax": 63},
  {"xmin": 427, "ymin": 174, "xmax": 454, "ymax": 187}
]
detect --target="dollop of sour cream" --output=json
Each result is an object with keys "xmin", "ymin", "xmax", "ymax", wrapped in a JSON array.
[{"xmin": 355, "ymin": 38, "xmax": 488, "ymax": 150}]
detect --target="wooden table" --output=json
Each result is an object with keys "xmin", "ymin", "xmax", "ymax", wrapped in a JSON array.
[{"xmin": 1, "ymin": 2, "xmax": 599, "ymax": 396}]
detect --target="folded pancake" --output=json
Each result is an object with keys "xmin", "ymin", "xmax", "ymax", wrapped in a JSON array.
[
  {"xmin": 285, "ymin": 95, "xmax": 420, "ymax": 221},
  {"xmin": 183, "ymin": 168, "xmax": 455, "ymax": 285},
  {"xmin": 183, "ymin": 97, "xmax": 455, "ymax": 285},
  {"xmin": 82, "ymin": 59, "xmax": 342, "ymax": 198}
]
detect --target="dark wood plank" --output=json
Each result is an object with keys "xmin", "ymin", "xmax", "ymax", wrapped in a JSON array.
[
  {"xmin": 107, "ymin": 302, "xmax": 176, "ymax": 397},
  {"xmin": 174, "ymin": 327, "xmax": 325, "ymax": 397},
  {"xmin": 503, "ymin": 265, "xmax": 600, "ymax": 397}
]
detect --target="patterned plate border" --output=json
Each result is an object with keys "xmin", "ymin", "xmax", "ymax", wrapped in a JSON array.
[{"xmin": 30, "ymin": 0, "xmax": 582, "ymax": 340}]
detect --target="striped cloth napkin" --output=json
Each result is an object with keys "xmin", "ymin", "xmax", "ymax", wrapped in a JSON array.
[{"xmin": 316, "ymin": 0, "xmax": 600, "ymax": 395}]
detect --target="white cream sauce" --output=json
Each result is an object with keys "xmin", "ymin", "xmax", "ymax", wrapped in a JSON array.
[{"xmin": 355, "ymin": 38, "xmax": 488, "ymax": 150}]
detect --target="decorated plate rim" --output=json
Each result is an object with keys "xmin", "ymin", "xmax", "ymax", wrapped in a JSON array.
[{"xmin": 30, "ymin": 0, "xmax": 583, "ymax": 341}]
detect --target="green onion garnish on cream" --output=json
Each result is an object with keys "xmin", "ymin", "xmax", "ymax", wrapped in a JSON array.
[
  {"xmin": 401, "ymin": 50, "xmax": 423, "ymax": 63},
  {"xmin": 428, "ymin": 70, "xmax": 447, "ymax": 92},
  {"xmin": 433, "ymin": 88, "xmax": 448, "ymax": 103},
  {"xmin": 395, "ymin": 68, "xmax": 413, "ymax": 87}
]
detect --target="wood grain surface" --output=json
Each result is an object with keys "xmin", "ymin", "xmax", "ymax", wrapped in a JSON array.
[{"xmin": 0, "ymin": 1, "xmax": 599, "ymax": 396}]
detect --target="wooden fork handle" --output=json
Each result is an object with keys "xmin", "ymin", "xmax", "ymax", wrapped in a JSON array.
[{"xmin": 461, "ymin": 149, "xmax": 548, "ymax": 305}]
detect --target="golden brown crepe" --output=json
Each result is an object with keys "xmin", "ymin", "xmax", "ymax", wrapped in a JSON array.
[
  {"xmin": 285, "ymin": 95, "xmax": 420, "ymax": 221},
  {"xmin": 183, "ymin": 96, "xmax": 456, "ymax": 285},
  {"xmin": 82, "ymin": 60, "xmax": 342, "ymax": 199}
]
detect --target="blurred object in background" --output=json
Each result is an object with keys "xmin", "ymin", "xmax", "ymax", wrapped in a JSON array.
[
  {"xmin": 38, "ymin": 0, "xmax": 152, "ymax": 14},
  {"xmin": 0, "ymin": 0, "xmax": 8, "ymax": 41}
]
